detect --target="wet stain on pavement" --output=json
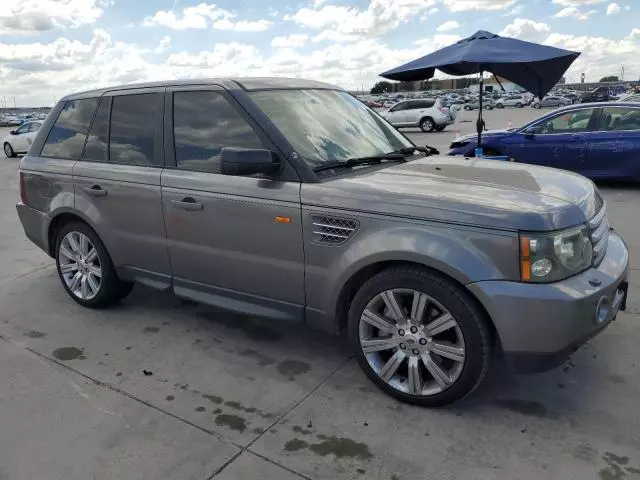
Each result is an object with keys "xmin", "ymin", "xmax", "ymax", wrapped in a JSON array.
[
  {"xmin": 609, "ymin": 374, "xmax": 626, "ymax": 385},
  {"xmin": 277, "ymin": 359, "xmax": 311, "ymax": 380},
  {"xmin": 215, "ymin": 414, "xmax": 247, "ymax": 433},
  {"xmin": 143, "ymin": 326, "xmax": 160, "ymax": 333},
  {"xmin": 202, "ymin": 394, "xmax": 224, "ymax": 404},
  {"xmin": 196, "ymin": 311, "xmax": 282, "ymax": 341},
  {"xmin": 225, "ymin": 400, "xmax": 274, "ymax": 419},
  {"xmin": 52, "ymin": 347, "xmax": 85, "ymax": 361},
  {"xmin": 495, "ymin": 398, "xmax": 549, "ymax": 418},
  {"xmin": 284, "ymin": 438, "xmax": 308, "ymax": 452},
  {"xmin": 165, "ymin": 395, "xmax": 175, "ymax": 402},
  {"xmin": 310, "ymin": 435, "xmax": 373, "ymax": 460},
  {"xmin": 293, "ymin": 425, "xmax": 313, "ymax": 435},
  {"xmin": 213, "ymin": 408, "xmax": 222, "ymax": 414},
  {"xmin": 599, "ymin": 451, "xmax": 638, "ymax": 480},
  {"xmin": 24, "ymin": 330, "xmax": 46, "ymax": 338},
  {"xmin": 572, "ymin": 442, "xmax": 597, "ymax": 462},
  {"xmin": 356, "ymin": 468, "xmax": 366, "ymax": 475},
  {"xmin": 195, "ymin": 406, "xmax": 206, "ymax": 412},
  {"xmin": 242, "ymin": 348, "xmax": 276, "ymax": 366},
  {"xmin": 285, "ymin": 434, "xmax": 373, "ymax": 460}
]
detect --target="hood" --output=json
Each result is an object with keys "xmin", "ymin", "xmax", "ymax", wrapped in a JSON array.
[
  {"xmin": 453, "ymin": 129, "xmax": 512, "ymax": 143},
  {"xmin": 302, "ymin": 156, "xmax": 599, "ymax": 231}
]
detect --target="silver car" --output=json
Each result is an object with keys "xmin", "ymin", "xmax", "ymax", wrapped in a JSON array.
[
  {"xmin": 380, "ymin": 98, "xmax": 454, "ymax": 132},
  {"xmin": 17, "ymin": 78, "xmax": 630, "ymax": 406}
]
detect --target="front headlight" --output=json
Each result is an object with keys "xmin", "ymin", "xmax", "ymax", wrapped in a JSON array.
[{"xmin": 520, "ymin": 225, "xmax": 593, "ymax": 283}]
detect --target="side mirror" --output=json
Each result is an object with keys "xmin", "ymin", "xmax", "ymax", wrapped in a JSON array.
[
  {"xmin": 9, "ymin": 130, "xmax": 16, "ymax": 135},
  {"xmin": 220, "ymin": 147, "xmax": 281, "ymax": 176},
  {"xmin": 524, "ymin": 127, "xmax": 536, "ymax": 138}
]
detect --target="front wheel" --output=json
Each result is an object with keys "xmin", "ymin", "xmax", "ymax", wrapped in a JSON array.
[
  {"xmin": 496, "ymin": 104, "xmax": 504, "ymax": 109},
  {"xmin": 4, "ymin": 142, "xmax": 16, "ymax": 158},
  {"xmin": 533, "ymin": 103, "xmax": 541, "ymax": 109},
  {"xmin": 348, "ymin": 267, "xmax": 492, "ymax": 406},
  {"xmin": 515, "ymin": 102, "xmax": 523, "ymax": 108},
  {"xmin": 55, "ymin": 222, "xmax": 134, "ymax": 308},
  {"xmin": 419, "ymin": 117, "xmax": 435, "ymax": 133}
]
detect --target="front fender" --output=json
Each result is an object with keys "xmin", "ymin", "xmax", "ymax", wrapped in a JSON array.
[{"xmin": 303, "ymin": 213, "xmax": 520, "ymax": 315}]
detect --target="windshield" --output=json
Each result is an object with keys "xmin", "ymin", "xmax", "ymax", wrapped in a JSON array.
[{"xmin": 249, "ymin": 89, "xmax": 414, "ymax": 170}]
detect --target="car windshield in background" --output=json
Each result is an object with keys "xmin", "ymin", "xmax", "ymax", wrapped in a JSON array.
[{"xmin": 249, "ymin": 89, "xmax": 413, "ymax": 170}]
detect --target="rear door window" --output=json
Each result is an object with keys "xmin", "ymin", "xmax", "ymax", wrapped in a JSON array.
[
  {"xmin": 172, "ymin": 90, "xmax": 264, "ymax": 174},
  {"xmin": 40, "ymin": 98, "xmax": 98, "ymax": 159},
  {"xmin": 109, "ymin": 93, "xmax": 162, "ymax": 166},
  {"xmin": 601, "ymin": 107, "xmax": 640, "ymax": 131}
]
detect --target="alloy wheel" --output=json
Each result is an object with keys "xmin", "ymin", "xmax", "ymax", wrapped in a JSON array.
[
  {"xmin": 58, "ymin": 231, "xmax": 102, "ymax": 300},
  {"xmin": 4, "ymin": 143, "xmax": 13, "ymax": 157},
  {"xmin": 358, "ymin": 288, "xmax": 466, "ymax": 396}
]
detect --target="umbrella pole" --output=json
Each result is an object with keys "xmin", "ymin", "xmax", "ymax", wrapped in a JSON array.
[{"xmin": 476, "ymin": 72, "xmax": 484, "ymax": 155}]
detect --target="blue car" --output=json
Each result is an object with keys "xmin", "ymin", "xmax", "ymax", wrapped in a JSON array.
[{"xmin": 448, "ymin": 102, "xmax": 640, "ymax": 181}]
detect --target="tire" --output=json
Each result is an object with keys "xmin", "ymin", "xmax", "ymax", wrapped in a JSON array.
[
  {"xmin": 496, "ymin": 104, "xmax": 504, "ymax": 109},
  {"xmin": 55, "ymin": 221, "xmax": 134, "ymax": 308},
  {"xmin": 434, "ymin": 125, "xmax": 446, "ymax": 132},
  {"xmin": 348, "ymin": 267, "xmax": 492, "ymax": 407},
  {"xmin": 533, "ymin": 103, "xmax": 541, "ymax": 109},
  {"xmin": 419, "ymin": 117, "xmax": 435, "ymax": 133},
  {"xmin": 4, "ymin": 142, "xmax": 16, "ymax": 158},
  {"xmin": 464, "ymin": 105, "xmax": 471, "ymax": 111},
  {"xmin": 515, "ymin": 102, "xmax": 522, "ymax": 108}
]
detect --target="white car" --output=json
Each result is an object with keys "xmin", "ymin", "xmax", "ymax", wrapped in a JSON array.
[
  {"xmin": 380, "ymin": 98, "xmax": 454, "ymax": 132},
  {"xmin": 495, "ymin": 94, "xmax": 527, "ymax": 108},
  {"xmin": 3, "ymin": 121, "xmax": 41, "ymax": 157}
]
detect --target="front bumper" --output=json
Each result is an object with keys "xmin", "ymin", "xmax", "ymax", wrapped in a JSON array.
[{"xmin": 468, "ymin": 232, "xmax": 629, "ymax": 373}]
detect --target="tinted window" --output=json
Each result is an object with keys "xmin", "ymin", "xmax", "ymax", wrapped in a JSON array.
[
  {"xmin": 28, "ymin": 122, "xmax": 41, "ymax": 132},
  {"xmin": 83, "ymin": 97, "xmax": 111, "ymax": 162},
  {"xmin": 109, "ymin": 93, "xmax": 162, "ymax": 166},
  {"xmin": 41, "ymin": 98, "xmax": 98, "ymax": 159},
  {"xmin": 15, "ymin": 123, "xmax": 30, "ymax": 134},
  {"xmin": 390, "ymin": 102, "xmax": 407, "ymax": 112},
  {"xmin": 533, "ymin": 108, "xmax": 596, "ymax": 134},
  {"xmin": 601, "ymin": 107, "xmax": 640, "ymax": 131},
  {"xmin": 173, "ymin": 91, "xmax": 264, "ymax": 174},
  {"xmin": 415, "ymin": 100, "xmax": 435, "ymax": 108}
]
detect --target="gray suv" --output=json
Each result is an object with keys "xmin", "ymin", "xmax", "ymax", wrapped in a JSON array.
[{"xmin": 17, "ymin": 78, "xmax": 629, "ymax": 406}]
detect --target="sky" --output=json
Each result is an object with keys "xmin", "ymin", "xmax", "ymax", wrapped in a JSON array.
[{"xmin": 0, "ymin": 0, "xmax": 639, "ymax": 106}]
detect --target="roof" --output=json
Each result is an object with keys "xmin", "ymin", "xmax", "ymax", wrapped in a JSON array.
[
  {"xmin": 556, "ymin": 101, "xmax": 640, "ymax": 110},
  {"xmin": 61, "ymin": 77, "xmax": 342, "ymax": 101}
]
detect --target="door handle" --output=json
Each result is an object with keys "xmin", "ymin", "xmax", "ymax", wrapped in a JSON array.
[
  {"xmin": 83, "ymin": 185, "xmax": 107, "ymax": 197},
  {"xmin": 171, "ymin": 197, "xmax": 203, "ymax": 211}
]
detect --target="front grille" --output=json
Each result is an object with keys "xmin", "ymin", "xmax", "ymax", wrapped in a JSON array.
[
  {"xmin": 589, "ymin": 203, "xmax": 610, "ymax": 266},
  {"xmin": 311, "ymin": 215, "xmax": 358, "ymax": 245}
]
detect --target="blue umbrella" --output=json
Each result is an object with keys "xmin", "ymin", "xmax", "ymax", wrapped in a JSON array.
[{"xmin": 380, "ymin": 30, "xmax": 580, "ymax": 153}]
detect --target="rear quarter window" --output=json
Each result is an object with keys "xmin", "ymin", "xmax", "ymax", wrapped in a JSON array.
[{"xmin": 40, "ymin": 98, "xmax": 99, "ymax": 159}]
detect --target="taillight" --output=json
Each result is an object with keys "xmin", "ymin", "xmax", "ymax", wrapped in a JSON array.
[
  {"xmin": 439, "ymin": 107, "xmax": 448, "ymax": 114},
  {"xmin": 19, "ymin": 171, "xmax": 27, "ymax": 205}
]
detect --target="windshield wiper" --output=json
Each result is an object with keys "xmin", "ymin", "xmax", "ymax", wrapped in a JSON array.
[
  {"xmin": 392, "ymin": 145, "xmax": 440, "ymax": 156},
  {"xmin": 313, "ymin": 153, "xmax": 406, "ymax": 173}
]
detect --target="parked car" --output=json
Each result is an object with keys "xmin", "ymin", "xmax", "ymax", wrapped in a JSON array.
[
  {"xmin": 448, "ymin": 102, "xmax": 640, "ymax": 181},
  {"xmin": 380, "ymin": 98, "xmax": 453, "ymax": 132},
  {"xmin": 383, "ymin": 101, "xmax": 396, "ymax": 108},
  {"xmin": 3, "ymin": 121, "xmax": 41, "ymax": 157},
  {"xmin": 17, "ymin": 78, "xmax": 629, "ymax": 407},
  {"xmin": 531, "ymin": 96, "xmax": 570, "ymax": 109},
  {"xmin": 561, "ymin": 92, "xmax": 580, "ymax": 104},
  {"xmin": 463, "ymin": 98, "xmax": 495, "ymax": 110},
  {"xmin": 495, "ymin": 94, "xmax": 527, "ymax": 108},
  {"xmin": 619, "ymin": 93, "xmax": 640, "ymax": 103},
  {"xmin": 0, "ymin": 114, "xmax": 22, "ymax": 127},
  {"xmin": 579, "ymin": 86, "xmax": 610, "ymax": 103}
]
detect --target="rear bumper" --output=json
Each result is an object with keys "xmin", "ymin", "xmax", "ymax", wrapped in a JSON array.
[
  {"xmin": 468, "ymin": 232, "xmax": 630, "ymax": 373},
  {"xmin": 16, "ymin": 202, "xmax": 50, "ymax": 256}
]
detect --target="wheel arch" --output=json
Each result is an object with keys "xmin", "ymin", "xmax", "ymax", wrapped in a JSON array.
[
  {"xmin": 334, "ymin": 260, "xmax": 498, "ymax": 343},
  {"xmin": 47, "ymin": 210, "xmax": 99, "ymax": 257}
]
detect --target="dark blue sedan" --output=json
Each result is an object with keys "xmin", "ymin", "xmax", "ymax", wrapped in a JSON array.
[{"xmin": 448, "ymin": 102, "xmax": 640, "ymax": 181}]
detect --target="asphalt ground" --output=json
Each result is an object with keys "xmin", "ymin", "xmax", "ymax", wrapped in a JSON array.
[{"xmin": 1, "ymin": 109, "xmax": 639, "ymax": 480}]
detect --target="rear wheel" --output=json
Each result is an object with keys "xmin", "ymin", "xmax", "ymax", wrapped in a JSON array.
[
  {"xmin": 496, "ymin": 104, "xmax": 504, "ymax": 109},
  {"xmin": 55, "ymin": 222, "xmax": 133, "ymax": 308},
  {"xmin": 419, "ymin": 117, "xmax": 435, "ymax": 133},
  {"xmin": 4, "ymin": 142, "xmax": 16, "ymax": 158},
  {"xmin": 464, "ymin": 105, "xmax": 471, "ymax": 111},
  {"xmin": 533, "ymin": 103, "xmax": 541, "ymax": 109},
  {"xmin": 348, "ymin": 267, "xmax": 492, "ymax": 406},
  {"xmin": 515, "ymin": 102, "xmax": 523, "ymax": 108}
]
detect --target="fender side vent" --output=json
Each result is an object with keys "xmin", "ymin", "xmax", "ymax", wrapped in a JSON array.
[{"xmin": 311, "ymin": 215, "xmax": 359, "ymax": 245}]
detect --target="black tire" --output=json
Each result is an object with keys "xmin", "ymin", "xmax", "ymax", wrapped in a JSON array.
[
  {"xmin": 533, "ymin": 103, "xmax": 541, "ymax": 109},
  {"xmin": 464, "ymin": 105, "xmax": 471, "ymax": 111},
  {"xmin": 348, "ymin": 267, "xmax": 492, "ymax": 407},
  {"xmin": 54, "ymin": 221, "xmax": 134, "ymax": 308},
  {"xmin": 496, "ymin": 104, "xmax": 504, "ymax": 109},
  {"xmin": 419, "ymin": 117, "xmax": 435, "ymax": 133},
  {"xmin": 4, "ymin": 142, "xmax": 16, "ymax": 158},
  {"xmin": 515, "ymin": 102, "xmax": 522, "ymax": 108},
  {"xmin": 434, "ymin": 125, "xmax": 446, "ymax": 132}
]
